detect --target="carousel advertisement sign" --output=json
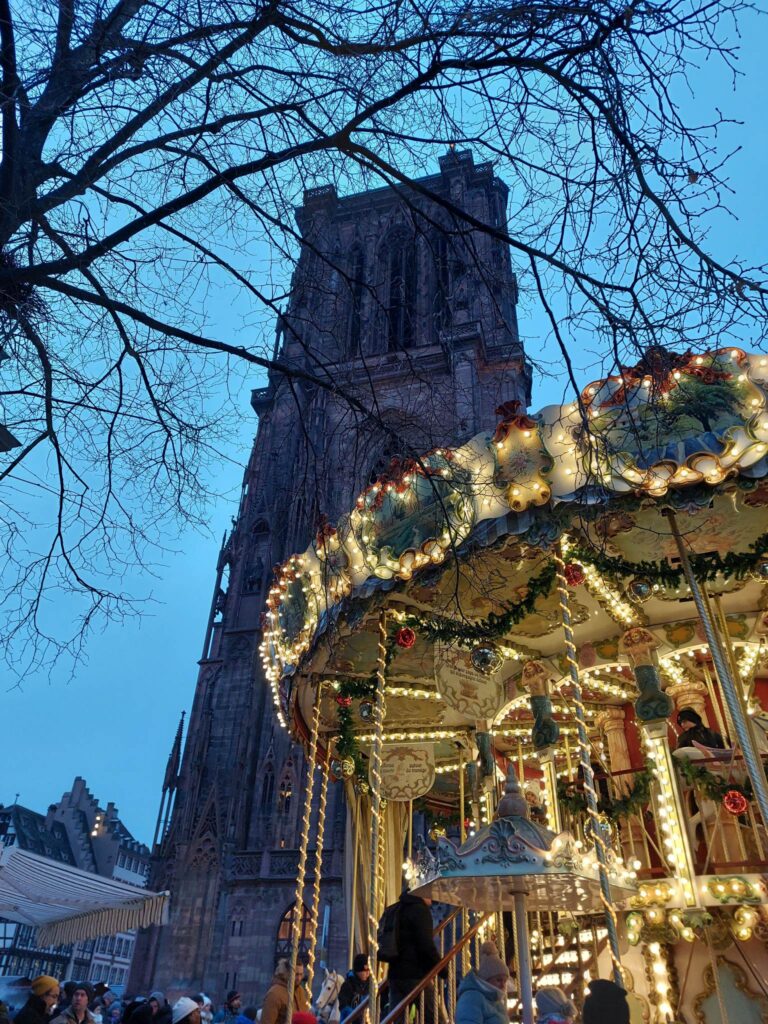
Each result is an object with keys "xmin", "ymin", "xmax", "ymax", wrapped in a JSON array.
[{"xmin": 378, "ymin": 744, "xmax": 435, "ymax": 801}]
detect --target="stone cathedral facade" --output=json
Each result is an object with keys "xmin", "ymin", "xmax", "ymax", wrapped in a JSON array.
[{"xmin": 130, "ymin": 150, "xmax": 530, "ymax": 1002}]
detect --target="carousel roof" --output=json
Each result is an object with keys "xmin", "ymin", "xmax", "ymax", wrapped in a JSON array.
[{"xmin": 260, "ymin": 346, "xmax": 768, "ymax": 775}]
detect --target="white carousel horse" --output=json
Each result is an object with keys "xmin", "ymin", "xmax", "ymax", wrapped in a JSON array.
[{"xmin": 315, "ymin": 968, "xmax": 343, "ymax": 1024}]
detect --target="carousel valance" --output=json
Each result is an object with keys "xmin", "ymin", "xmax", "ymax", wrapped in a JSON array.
[{"xmin": 260, "ymin": 347, "xmax": 768, "ymax": 708}]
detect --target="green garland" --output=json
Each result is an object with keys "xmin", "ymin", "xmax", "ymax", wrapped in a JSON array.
[
  {"xmin": 557, "ymin": 764, "xmax": 655, "ymax": 823},
  {"xmin": 675, "ymin": 755, "xmax": 751, "ymax": 801},
  {"xmin": 402, "ymin": 562, "xmax": 557, "ymax": 644},
  {"xmin": 568, "ymin": 530, "xmax": 768, "ymax": 588},
  {"xmin": 334, "ymin": 641, "xmax": 395, "ymax": 763}
]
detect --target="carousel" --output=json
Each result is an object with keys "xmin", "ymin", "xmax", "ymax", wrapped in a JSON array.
[{"xmin": 261, "ymin": 347, "xmax": 768, "ymax": 1024}]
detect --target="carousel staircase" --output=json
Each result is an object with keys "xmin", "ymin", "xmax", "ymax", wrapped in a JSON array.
[{"xmin": 341, "ymin": 909, "xmax": 608, "ymax": 1024}]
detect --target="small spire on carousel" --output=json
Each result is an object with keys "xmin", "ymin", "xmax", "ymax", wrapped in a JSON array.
[{"xmin": 495, "ymin": 763, "xmax": 529, "ymax": 820}]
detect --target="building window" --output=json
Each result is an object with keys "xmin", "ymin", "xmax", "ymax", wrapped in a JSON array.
[
  {"xmin": 347, "ymin": 245, "xmax": 365, "ymax": 356},
  {"xmin": 385, "ymin": 230, "xmax": 416, "ymax": 351},
  {"xmin": 261, "ymin": 769, "xmax": 275, "ymax": 811},
  {"xmin": 274, "ymin": 903, "xmax": 311, "ymax": 965}
]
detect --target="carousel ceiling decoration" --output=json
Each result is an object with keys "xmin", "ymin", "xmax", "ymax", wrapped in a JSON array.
[{"xmin": 261, "ymin": 348, "xmax": 768, "ymax": 721}]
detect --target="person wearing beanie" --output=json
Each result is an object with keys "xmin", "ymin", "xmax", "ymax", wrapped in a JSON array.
[
  {"xmin": 338, "ymin": 955, "xmax": 371, "ymax": 1022},
  {"xmin": 171, "ymin": 1000, "xmax": 200, "ymax": 1024},
  {"xmin": 676, "ymin": 708, "xmax": 725, "ymax": 751},
  {"xmin": 455, "ymin": 941, "xmax": 509, "ymax": 1024},
  {"xmin": 261, "ymin": 959, "xmax": 310, "ymax": 1024},
  {"xmin": 583, "ymin": 979, "xmax": 629, "ymax": 1024},
  {"xmin": 212, "ymin": 995, "xmax": 240, "ymax": 1024},
  {"xmin": 51, "ymin": 985, "xmax": 95, "ymax": 1024},
  {"xmin": 14, "ymin": 978, "xmax": 61, "ymax": 1024},
  {"xmin": 534, "ymin": 986, "xmax": 575, "ymax": 1024}
]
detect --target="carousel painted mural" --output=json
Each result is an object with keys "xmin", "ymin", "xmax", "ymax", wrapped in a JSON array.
[{"xmin": 260, "ymin": 347, "xmax": 768, "ymax": 1024}]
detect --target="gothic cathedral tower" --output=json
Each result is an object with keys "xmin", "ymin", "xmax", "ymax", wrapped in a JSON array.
[{"xmin": 131, "ymin": 150, "xmax": 530, "ymax": 999}]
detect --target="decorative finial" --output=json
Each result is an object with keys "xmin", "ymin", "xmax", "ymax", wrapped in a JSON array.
[{"xmin": 495, "ymin": 763, "xmax": 529, "ymax": 820}]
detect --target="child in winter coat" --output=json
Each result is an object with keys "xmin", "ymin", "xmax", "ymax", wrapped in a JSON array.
[{"xmin": 534, "ymin": 987, "xmax": 576, "ymax": 1024}]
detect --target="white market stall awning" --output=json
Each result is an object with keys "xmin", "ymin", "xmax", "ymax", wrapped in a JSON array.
[{"xmin": 0, "ymin": 845, "xmax": 169, "ymax": 946}]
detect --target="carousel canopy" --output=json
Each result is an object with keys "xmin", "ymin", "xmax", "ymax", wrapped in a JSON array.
[
  {"xmin": 260, "ymin": 346, "xmax": 768, "ymax": 785},
  {"xmin": 0, "ymin": 845, "xmax": 169, "ymax": 946}
]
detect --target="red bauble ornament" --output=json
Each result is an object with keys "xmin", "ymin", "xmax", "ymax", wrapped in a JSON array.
[
  {"xmin": 564, "ymin": 563, "xmax": 586, "ymax": 587},
  {"xmin": 723, "ymin": 789, "xmax": 748, "ymax": 816},
  {"xmin": 335, "ymin": 695, "xmax": 353, "ymax": 708},
  {"xmin": 396, "ymin": 626, "xmax": 417, "ymax": 649}
]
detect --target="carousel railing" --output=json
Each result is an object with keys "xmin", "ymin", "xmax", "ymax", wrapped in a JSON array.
[{"xmin": 378, "ymin": 913, "xmax": 490, "ymax": 1024}]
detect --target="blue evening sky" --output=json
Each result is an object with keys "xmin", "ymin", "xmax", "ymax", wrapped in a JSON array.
[{"xmin": 3, "ymin": 12, "xmax": 768, "ymax": 845}]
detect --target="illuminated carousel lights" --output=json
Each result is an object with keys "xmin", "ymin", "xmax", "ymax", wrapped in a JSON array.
[
  {"xmin": 647, "ymin": 942, "xmax": 673, "ymax": 1020},
  {"xmin": 357, "ymin": 727, "xmax": 465, "ymax": 743}
]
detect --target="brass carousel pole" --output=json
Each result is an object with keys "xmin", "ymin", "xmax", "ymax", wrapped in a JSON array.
[
  {"xmin": 554, "ymin": 542, "xmax": 624, "ymax": 986},
  {"xmin": 306, "ymin": 751, "xmax": 330, "ymax": 990},
  {"xmin": 287, "ymin": 690, "xmax": 321, "ymax": 1021},
  {"xmin": 368, "ymin": 610, "xmax": 388, "ymax": 1024},
  {"xmin": 665, "ymin": 509, "xmax": 768, "ymax": 827},
  {"xmin": 348, "ymin": 790, "xmax": 361, "ymax": 969}
]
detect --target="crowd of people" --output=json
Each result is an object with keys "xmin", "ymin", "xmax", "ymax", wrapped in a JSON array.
[{"xmin": 0, "ymin": 890, "xmax": 627, "ymax": 1024}]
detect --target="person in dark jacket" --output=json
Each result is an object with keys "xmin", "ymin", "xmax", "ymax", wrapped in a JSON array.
[
  {"xmin": 383, "ymin": 893, "xmax": 446, "ymax": 1024},
  {"xmin": 582, "ymin": 979, "xmax": 629, "ymax": 1024},
  {"xmin": 338, "ymin": 956, "xmax": 370, "ymax": 1021},
  {"xmin": 676, "ymin": 708, "xmax": 725, "ymax": 751},
  {"xmin": 14, "ymin": 977, "xmax": 61, "ymax": 1024},
  {"xmin": 130, "ymin": 994, "xmax": 170, "ymax": 1024}
]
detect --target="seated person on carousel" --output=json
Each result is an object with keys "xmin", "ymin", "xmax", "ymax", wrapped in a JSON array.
[{"xmin": 675, "ymin": 707, "xmax": 725, "ymax": 751}]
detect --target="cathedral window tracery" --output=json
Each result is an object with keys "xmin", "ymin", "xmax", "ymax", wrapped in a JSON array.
[{"xmin": 384, "ymin": 228, "xmax": 416, "ymax": 351}]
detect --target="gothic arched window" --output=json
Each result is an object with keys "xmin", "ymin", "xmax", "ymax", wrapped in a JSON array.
[
  {"xmin": 261, "ymin": 768, "xmax": 275, "ymax": 810},
  {"xmin": 275, "ymin": 902, "xmax": 312, "ymax": 965},
  {"xmin": 385, "ymin": 229, "xmax": 416, "ymax": 351},
  {"xmin": 347, "ymin": 245, "xmax": 366, "ymax": 356}
]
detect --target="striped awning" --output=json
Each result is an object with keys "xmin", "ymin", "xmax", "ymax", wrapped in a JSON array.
[{"xmin": 0, "ymin": 845, "xmax": 169, "ymax": 946}]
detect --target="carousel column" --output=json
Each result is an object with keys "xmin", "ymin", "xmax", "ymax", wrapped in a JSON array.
[
  {"xmin": 595, "ymin": 707, "xmax": 640, "ymax": 865},
  {"xmin": 554, "ymin": 544, "xmax": 623, "ymax": 986},
  {"xmin": 620, "ymin": 628, "xmax": 697, "ymax": 907},
  {"xmin": 287, "ymin": 690, "xmax": 321, "ymax": 1021},
  {"xmin": 522, "ymin": 660, "xmax": 562, "ymax": 833},
  {"xmin": 665, "ymin": 508, "xmax": 768, "ymax": 831},
  {"xmin": 367, "ymin": 610, "xmax": 388, "ymax": 1024}
]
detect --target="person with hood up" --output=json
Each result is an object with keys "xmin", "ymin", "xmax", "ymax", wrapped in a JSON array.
[
  {"xmin": 13, "ymin": 977, "xmax": 61, "ymax": 1024},
  {"xmin": 261, "ymin": 959, "xmax": 310, "ymax": 1024},
  {"xmin": 454, "ymin": 941, "xmax": 509, "ymax": 1024},
  {"xmin": 676, "ymin": 708, "xmax": 725, "ymax": 751},
  {"xmin": 534, "ymin": 987, "xmax": 575, "ymax": 1024},
  {"xmin": 131, "ymin": 994, "xmax": 170, "ymax": 1024},
  {"xmin": 582, "ymin": 979, "xmax": 629, "ymax": 1024},
  {"xmin": 171, "ymin": 1000, "xmax": 200, "ymax": 1024},
  {"xmin": 337, "ymin": 956, "xmax": 370, "ymax": 1022},
  {"xmin": 52, "ymin": 985, "xmax": 94, "ymax": 1024}
]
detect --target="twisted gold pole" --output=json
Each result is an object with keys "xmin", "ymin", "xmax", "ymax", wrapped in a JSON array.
[
  {"xmin": 306, "ymin": 750, "xmax": 330, "ymax": 989},
  {"xmin": 368, "ymin": 609, "xmax": 388, "ymax": 1024},
  {"xmin": 287, "ymin": 693, "xmax": 321, "ymax": 1019},
  {"xmin": 554, "ymin": 542, "xmax": 623, "ymax": 985}
]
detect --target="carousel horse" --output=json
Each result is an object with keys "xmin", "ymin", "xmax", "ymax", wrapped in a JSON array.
[{"xmin": 315, "ymin": 968, "xmax": 343, "ymax": 1024}]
